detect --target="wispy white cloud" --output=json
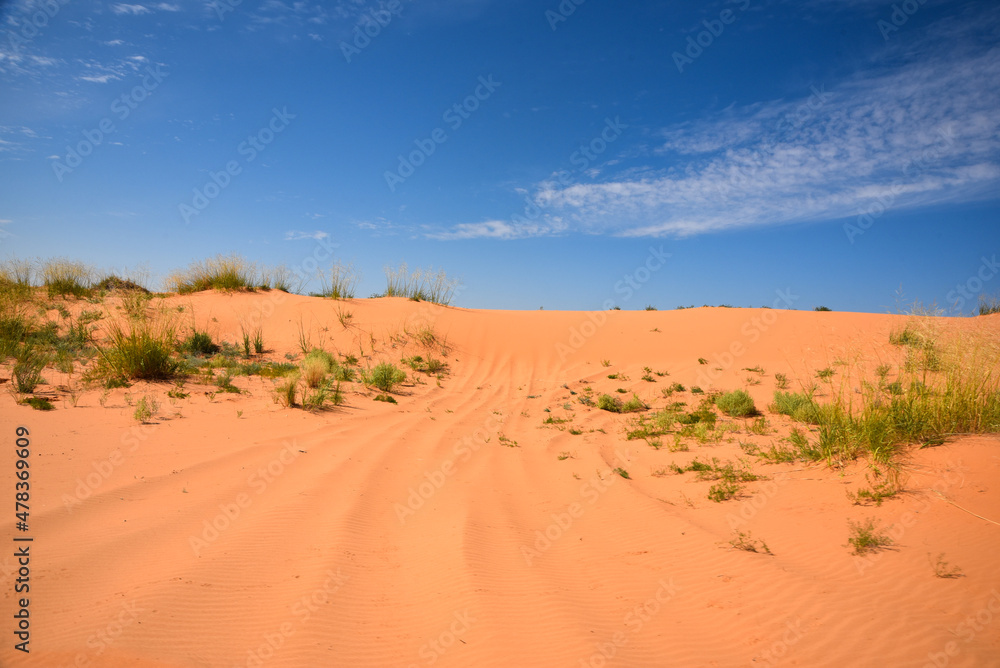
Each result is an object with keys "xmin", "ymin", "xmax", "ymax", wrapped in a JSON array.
[
  {"xmin": 284, "ymin": 230, "xmax": 329, "ymax": 241},
  {"xmin": 112, "ymin": 4, "xmax": 151, "ymax": 15},
  {"xmin": 427, "ymin": 219, "xmax": 564, "ymax": 241},
  {"xmin": 445, "ymin": 36, "xmax": 999, "ymax": 239},
  {"xmin": 79, "ymin": 73, "xmax": 118, "ymax": 83}
]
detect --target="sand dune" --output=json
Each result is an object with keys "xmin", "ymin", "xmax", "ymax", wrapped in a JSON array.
[{"xmin": 2, "ymin": 294, "xmax": 998, "ymax": 667}]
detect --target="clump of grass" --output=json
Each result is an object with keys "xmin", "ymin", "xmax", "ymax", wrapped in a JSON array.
[
  {"xmin": 498, "ymin": 434, "xmax": 519, "ymax": 448},
  {"xmin": 133, "ymin": 395, "xmax": 159, "ymax": 423},
  {"xmin": 613, "ymin": 467, "xmax": 630, "ymax": 479},
  {"xmin": 814, "ymin": 306, "xmax": 831, "ymax": 312},
  {"xmin": 301, "ymin": 380, "xmax": 344, "ymax": 410},
  {"xmin": 23, "ymin": 396, "xmax": 54, "ymax": 411},
  {"xmin": 889, "ymin": 327, "xmax": 922, "ymax": 347},
  {"xmin": 979, "ymin": 294, "xmax": 1000, "ymax": 316},
  {"xmin": 816, "ymin": 367, "xmax": 835, "ymax": 381},
  {"xmin": 0, "ymin": 258, "xmax": 34, "ymax": 298},
  {"xmin": 168, "ymin": 254, "xmax": 285, "ymax": 293},
  {"xmin": 847, "ymin": 518, "xmax": 893, "ymax": 555},
  {"xmin": 215, "ymin": 371, "xmax": 240, "ymax": 394},
  {"xmin": 181, "ymin": 331, "xmax": 220, "ymax": 356},
  {"xmin": 383, "ymin": 263, "xmax": 459, "ymax": 305},
  {"xmin": 770, "ymin": 391, "xmax": 820, "ymax": 424},
  {"xmin": 661, "ymin": 382, "xmax": 686, "ymax": 397},
  {"xmin": 374, "ymin": 393, "xmax": 397, "ymax": 404},
  {"xmin": 41, "ymin": 258, "xmax": 92, "ymax": 298},
  {"xmin": 93, "ymin": 319, "xmax": 177, "ymax": 382},
  {"xmin": 753, "ymin": 442, "xmax": 798, "ymax": 463},
  {"xmin": 12, "ymin": 342, "xmax": 48, "ymax": 393},
  {"xmin": 597, "ymin": 393, "xmax": 623, "ymax": 412},
  {"xmin": 729, "ymin": 530, "xmax": 771, "ymax": 554},
  {"xmin": 363, "ymin": 362, "xmax": 406, "ymax": 392},
  {"xmin": 301, "ymin": 349, "xmax": 336, "ymax": 388},
  {"xmin": 716, "ymin": 389, "xmax": 758, "ymax": 417},
  {"xmin": 929, "ymin": 553, "xmax": 963, "ymax": 578},
  {"xmin": 274, "ymin": 375, "xmax": 299, "ymax": 408},
  {"xmin": 626, "ymin": 408, "xmax": 679, "ymax": 441},
  {"xmin": 320, "ymin": 261, "xmax": 361, "ymax": 300},
  {"xmin": 707, "ymin": 480, "xmax": 741, "ymax": 502},
  {"xmin": 597, "ymin": 393, "xmax": 646, "ymax": 413},
  {"xmin": 774, "ymin": 373, "xmax": 789, "ymax": 390}
]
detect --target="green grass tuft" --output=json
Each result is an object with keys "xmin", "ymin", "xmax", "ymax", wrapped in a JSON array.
[{"xmin": 716, "ymin": 389, "xmax": 758, "ymax": 417}]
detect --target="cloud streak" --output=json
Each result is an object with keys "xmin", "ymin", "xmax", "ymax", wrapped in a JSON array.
[{"xmin": 437, "ymin": 13, "xmax": 1000, "ymax": 240}]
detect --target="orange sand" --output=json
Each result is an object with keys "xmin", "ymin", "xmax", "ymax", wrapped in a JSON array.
[{"xmin": 2, "ymin": 294, "xmax": 998, "ymax": 667}]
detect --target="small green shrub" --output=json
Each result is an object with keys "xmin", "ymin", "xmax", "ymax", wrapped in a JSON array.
[
  {"xmin": 41, "ymin": 259, "xmax": 92, "ymax": 298},
  {"xmin": 23, "ymin": 396, "xmax": 54, "ymax": 411},
  {"xmin": 597, "ymin": 394, "xmax": 623, "ymax": 412},
  {"xmin": 12, "ymin": 342, "xmax": 48, "ymax": 393},
  {"xmin": 770, "ymin": 391, "xmax": 820, "ymax": 423},
  {"xmin": 181, "ymin": 331, "xmax": 219, "ymax": 356},
  {"xmin": 716, "ymin": 390, "xmax": 758, "ymax": 417},
  {"xmin": 847, "ymin": 518, "xmax": 894, "ymax": 555},
  {"xmin": 364, "ymin": 362, "xmax": 406, "ymax": 392},
  {"xmin": 133, "ymin": 395, "xmax": 159, "ymax": 423},
  {"xmin": 95, "ymin": 320, "xmax": 177, "ymax": 382}
]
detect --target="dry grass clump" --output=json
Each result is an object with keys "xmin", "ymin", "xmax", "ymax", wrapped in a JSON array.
[
  {"xmin": 772, "ymin": 324, "xmax": 1000, "ymax": 465},
  {"xmin": 167, "ymin": 254, "xmax": 293, "ymax": 294},
  {"xmin": 41, "ymin": 258, "xmax": 94, "ymax": 298},
  {"xmin": 383, "ymin": 263, "xmax": 458, "ymax": 305},
  {"xmin": 92, "ymin": 318, "xmax": 178, "ymax": 383},
  {"xmin": 319, "ymin": 260, "xmax": 360, "ymax": 300}
]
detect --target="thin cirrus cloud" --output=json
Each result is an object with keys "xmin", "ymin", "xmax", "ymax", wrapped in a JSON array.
[
  {"xmin": 284, "ymin": 230, "xmax": 330, "ymax": 241},
  {"xmin": 537, "ymin": 48, "xmax": 1000, "ymax": 239},
  {"xmin": 438, "ymin": 32, "xmax": 1000, "ymax": 240}
]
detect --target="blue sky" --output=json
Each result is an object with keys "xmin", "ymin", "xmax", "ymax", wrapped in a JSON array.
[{"xmin": 1, "ymin": 0, "xmax": 998, "ymax": 312}]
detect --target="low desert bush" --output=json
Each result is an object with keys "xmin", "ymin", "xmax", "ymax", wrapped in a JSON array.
[
  {"xmin": 364, "ymin": 362, "xmax": 406, "ymax": 392},
  {"xmin": 41, "ymin": 258, "xmax": 92, "ymax": 298},
  {"xmin": 716, "ymin": 389, "xmax": 758, "ymax": 417},
  {"xmin": 94, "ymin": 319, "xmax": 177, "ymax": 382}
]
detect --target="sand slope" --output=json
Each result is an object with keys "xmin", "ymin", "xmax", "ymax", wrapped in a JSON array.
[{"xmin": 2, "ymin": 295, "xmax": 998, "ymax": 667}]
